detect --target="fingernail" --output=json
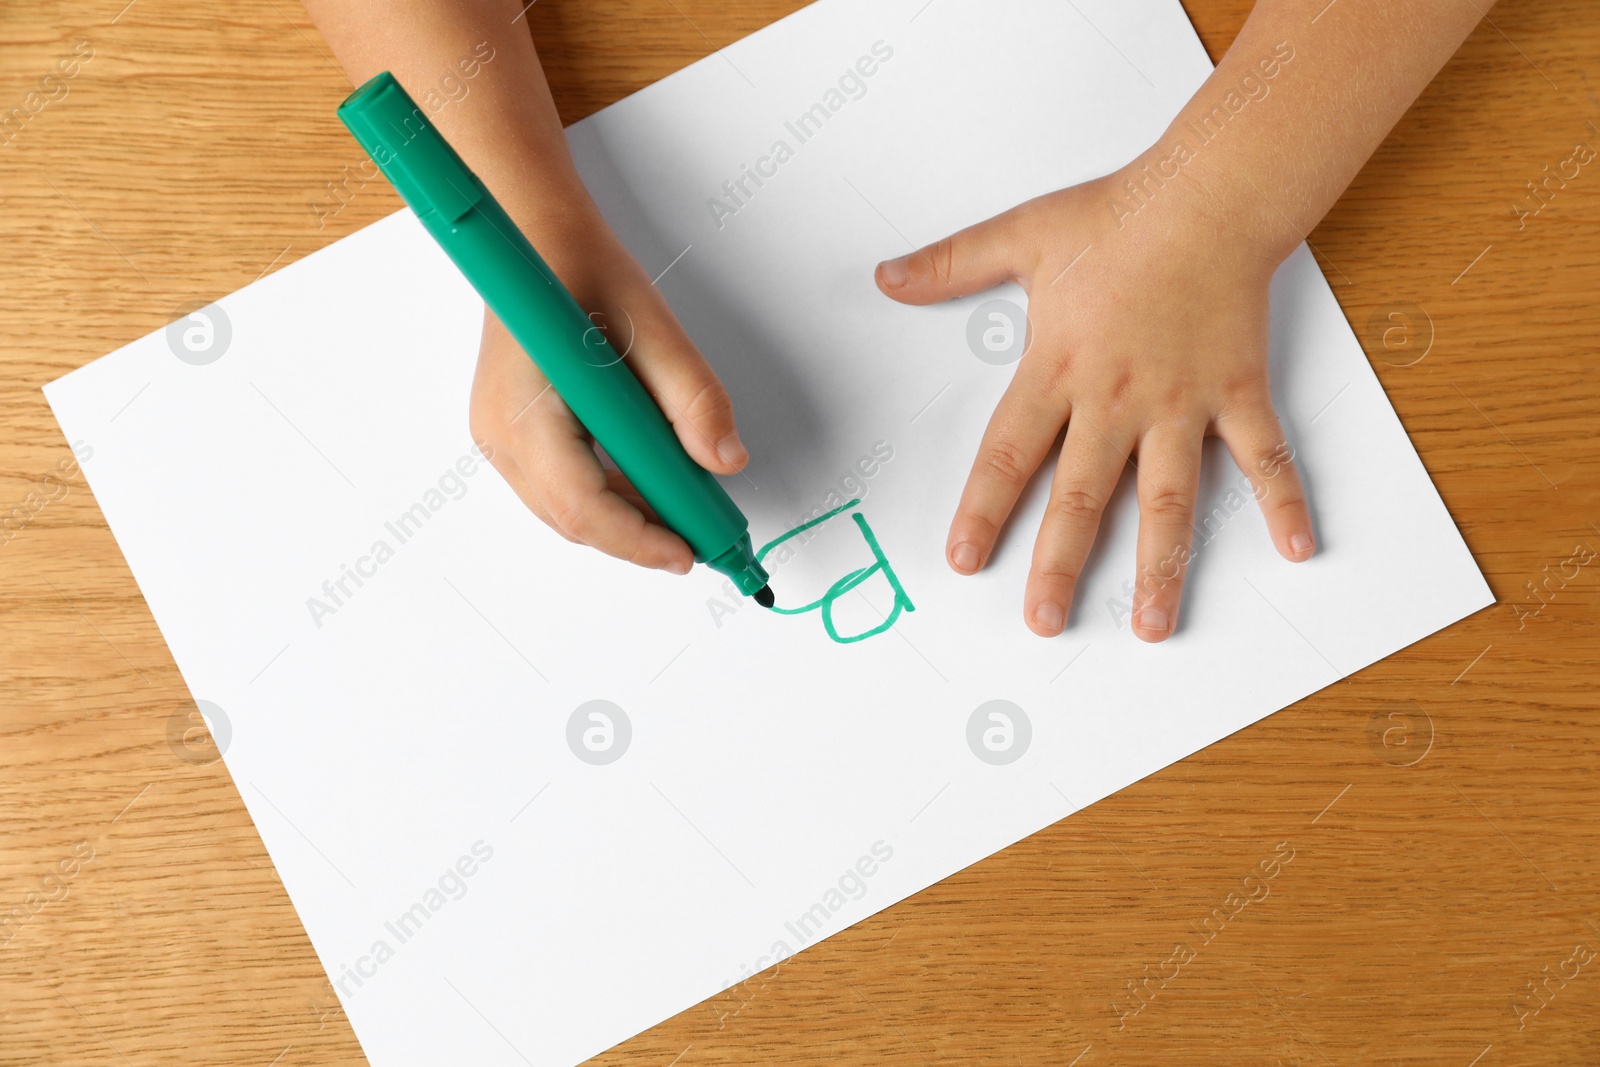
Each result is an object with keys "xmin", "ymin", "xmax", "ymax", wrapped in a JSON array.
[
  {"xmin": 1290, "ymin": 532, "xmax": 1314, "ymax": 558},
  {"xmin": 879, "ymin": 257, "xmax": 910, "ymax": 287},
  {"xmin": 1138, "ymin": 607, "xmax": 1169, "ymax": 635},
  {"xmin": 717, "ymin": 432, "xmax": 748, "ymax": 467},
  {"xmin": 1035, "ymin": 602, "xmax": 1065, "ymax": 633},
  {"xmin": 660, "ymin": 559, "xmax": 692, "ymax": 576},
  {"xmin": 951, "ymin": 543, "xmax": 980, "ymax": 572}
]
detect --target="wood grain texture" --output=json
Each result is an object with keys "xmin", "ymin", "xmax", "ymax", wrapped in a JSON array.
[{"xmin": 2, "ymin": 1, "xmax": 1597, "ymax": 1064}]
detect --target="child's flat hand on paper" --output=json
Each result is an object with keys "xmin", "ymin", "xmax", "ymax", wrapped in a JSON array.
[
  {"xmin": 871, "ymin": 0, "xmax": 1493, "ymax": 642},
  {"xmin": 876, "ymin": 169, "xmax": 1314, "ymax": 642},
  {"xmin": 468, "ymin": 207, "xmax": 750, "ymax": 575}
]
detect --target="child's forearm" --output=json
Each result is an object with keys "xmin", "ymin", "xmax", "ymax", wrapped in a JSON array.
[
  {"xmin": 1133, "ymin": 0, "xmax": 1496, "ymax": 263},
  {"xmin": 302, "ymin": 0, "xmax": 599, "ymax": 241}
]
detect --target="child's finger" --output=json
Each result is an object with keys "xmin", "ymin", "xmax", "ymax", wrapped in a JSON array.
[
  {"xmin": 602, "ymin": 468, "xmax": 655, "ymax": 518},
  {"xmin": 620, "ymin": 297, "xmax": 749, "ymax": 477},
  {"xmin": 1130, "ymin": 423, "xmax": 1204, "ymax": 643},
  {"xmin": 481, "ymin": 437, "xmax": 573, "ymax": 542},
  {"xmin": 471, "ymin": 313, "xmax": 576, "ymax": 539},
  {"xmin": 512, "ymin": 392, "xmax": 696, "ymax": 573},
  {"xmin": 875, "ymin": 205, "xmax": 1029, "ymax": 306},
  {"xmin": 1024, "ymin": 414, "xmax": 1134, "ymax": 636},
  {"xmin": 946, "ymin": 362, "xmax": 1070, "ymax": 575},
  {"xmin": 1216, "ymin": 396, "xmax": 1315, "ymax": 562}
]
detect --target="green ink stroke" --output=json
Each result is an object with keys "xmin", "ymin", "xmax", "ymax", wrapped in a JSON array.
[{"xmin": 755, "ymin": 498, "xmax": 916, "ymax": 644}]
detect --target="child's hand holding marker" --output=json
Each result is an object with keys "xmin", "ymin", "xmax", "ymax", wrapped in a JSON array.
[
  {"xmin": 305, "ymin": 0, "xmax": 1494, "ymax": 640},
  {"xmin": 468, "ymin": 208, "xmax": 751, "ymax": 577}
]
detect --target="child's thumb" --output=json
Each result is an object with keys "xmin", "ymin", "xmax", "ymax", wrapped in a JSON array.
[{"xmin": 875, "ymin": 209, "xmax": 1025, "ymax": 306}]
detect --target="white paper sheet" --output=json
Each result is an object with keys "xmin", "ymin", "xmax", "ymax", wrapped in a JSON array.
[{"xmin": 45, "ymin": 1, "xmax": 1491, "ymax": 1063}]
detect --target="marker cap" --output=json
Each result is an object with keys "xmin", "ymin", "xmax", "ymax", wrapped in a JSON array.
[{"xmin": 338, "ymin": 72, "xmax": 482, "ymax": 222}]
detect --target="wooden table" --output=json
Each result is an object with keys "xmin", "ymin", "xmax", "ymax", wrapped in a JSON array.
[{"xmin": 3, "ymin": 1, "xmax": 1596, "ymax": 1063}]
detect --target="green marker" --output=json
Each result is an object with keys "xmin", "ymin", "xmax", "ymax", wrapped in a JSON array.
[{"xmin": 338, "ymin": 72, "xmax": 773, "ymax": 606}]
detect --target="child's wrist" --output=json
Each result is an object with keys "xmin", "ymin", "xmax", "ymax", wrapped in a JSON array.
[
  {"xmin": 1126, "ymin": 139, "xmax": 1299, "ymax": 275},
  {"xmin": 1108, "ymin": 147, "xmax": 1290, "ymax": 278},
  {"xmin": 494, "ymin": 179, "xmax": 641, "ymax": 303},
  {"xmin": 498, "ymin": 172, "xmax": 605, "ymax": 246}
]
